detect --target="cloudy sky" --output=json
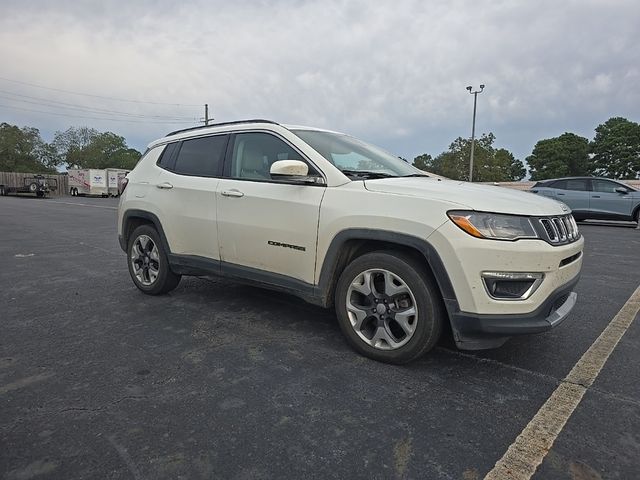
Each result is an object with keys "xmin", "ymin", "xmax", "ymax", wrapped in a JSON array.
[{"xmin": 1, "ymin": 0, "xmax": 638, "ymax": 167}]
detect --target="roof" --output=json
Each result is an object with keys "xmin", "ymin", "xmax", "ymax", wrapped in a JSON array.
[
  {"xmin": 535, "ymin": 176, "xmax": 622, "ymax": 183},
  {"xmin": 166, "ymin": 119, "xmax": 279, "ymax": 137}
]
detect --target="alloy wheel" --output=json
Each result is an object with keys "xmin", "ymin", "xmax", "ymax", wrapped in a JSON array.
[
  {"xmin": 130, "ymin": 235, "xmax": 160, "ymax": 286},
  {"xmin": 346, "ymin": 269, "xmax": 419, "ymax": 350}
]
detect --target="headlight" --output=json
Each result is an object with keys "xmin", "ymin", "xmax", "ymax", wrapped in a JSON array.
[{"xmin": 447, "ymin": 211, "xmax": 539, "ymax": 241}]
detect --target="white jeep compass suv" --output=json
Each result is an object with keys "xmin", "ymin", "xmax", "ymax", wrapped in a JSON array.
[{"xmin": 118, "ymin": 120, "xmax": 583, "ymax": 364}]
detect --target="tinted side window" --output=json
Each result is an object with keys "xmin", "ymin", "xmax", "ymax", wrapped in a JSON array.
[
  {"xmin": 157, "ymin": 142, "xmax": 179, "ymax": 170},
  {"xmin": 592, "ymin": 179, "xmax": 623, "ymax": 193},
  {"xmin": 551, "ymin": 180, "xmax": 567, "ymax": 189},
  {"xmin": 565, "ymin": 179, "xmax": 587, "ymax": 191},
  {"xmin": 173, "ymin": 135, "xmax": 227, "ymax": 177},
  {"xmin": 229, "ymin": 132, "xmax": 316, "ymax": 181}
]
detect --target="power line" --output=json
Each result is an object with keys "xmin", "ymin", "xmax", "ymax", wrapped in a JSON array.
[
  {"xmin": 0, "ymin": 103, "xmax": 197, "ymax": 125},
  {"xmin": 0, "ymin": 90, "xmax": 199, "ymax": 121},
  {"xmin": 0, "ymin": 75, "xmax": 202, "ymax": 107}
]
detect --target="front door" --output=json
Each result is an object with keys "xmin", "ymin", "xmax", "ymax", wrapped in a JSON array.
[
  {"xmin": 589, "ymin": 179, "xmax": 633, "ymax": 219},
  {"xmin": 216, "ymin": 132, "xmax": 325, "ymax": 285}
]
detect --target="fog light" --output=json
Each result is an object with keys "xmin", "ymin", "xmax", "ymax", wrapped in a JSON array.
[{"xmin": 482, "ymin": 272, "xmax": 544, "ymax": 300}]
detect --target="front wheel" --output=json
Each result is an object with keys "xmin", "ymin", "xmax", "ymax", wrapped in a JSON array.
[
  {"xmin": 127, "ymin": 225, "xmax": 181, "ymax": 295},
  {"xmin": 334, "ymin": 251, "xmax": 444, "ymax": 364}
]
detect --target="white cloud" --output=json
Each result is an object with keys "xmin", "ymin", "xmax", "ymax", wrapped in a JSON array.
[{"xmin": 0, "ymin": 0, "xmax": 638, "ymax": 163}]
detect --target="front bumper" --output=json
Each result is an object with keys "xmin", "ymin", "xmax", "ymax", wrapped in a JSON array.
[
  {"xmin": 450, "ymin": 274, "xmax": 580, "ymax": 350},
  {"xmin": 427, "ymin": 218, "xmax": 584, "ymax": 350}
]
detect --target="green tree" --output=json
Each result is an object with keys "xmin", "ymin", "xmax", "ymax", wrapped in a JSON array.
[
  {"xmin": 527, "ymin": 133, "xmax": 592, "ymax": 180},
  {"xmin": 53, "ymin": 127, "xmax": 141, "ymax": 169},
  {"xmin": 590, "ymin": 117, "xmax": 640, "ymax": 179},
  {"xmin": 412, "ymin": 154, "xmax": 433, "ymax": 171},
  {"xmin": 0, "ymin": 123, "xmax": 58, "ymax": 173},
  {"xmin": 52, "ymin": 126, "xmax": 100, "ymax": 168},
  {"xmin": 413, "ymin": 133, "xmax": 525, "ymax": 181}
]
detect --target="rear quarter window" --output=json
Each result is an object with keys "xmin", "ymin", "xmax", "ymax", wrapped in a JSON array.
[{"xmin": 157, "ymin": 142, "xmax": 179, "ymax": 171}]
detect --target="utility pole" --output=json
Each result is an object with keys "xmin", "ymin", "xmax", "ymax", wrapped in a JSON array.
[
  {"xmin": 204, "ymin": 104, "xmax": 209, "ymax": 126},
  {"xmin": 466, "ymin": 84, "xmax": 485, "ymax": 182}
]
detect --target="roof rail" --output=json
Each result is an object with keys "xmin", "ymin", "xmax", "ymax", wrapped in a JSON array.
[{"xmin": 166, "ymin": 119, "xmax": 280, "ymax": 137}]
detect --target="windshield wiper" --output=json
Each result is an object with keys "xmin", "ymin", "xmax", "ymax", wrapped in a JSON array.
[
  {"xmin": 399, "ymin": 173, "xmax": 429, "ymax": 178},
  {"xmin": 340, "ymin": 169, "xmax": 397, "ymax": 179}
]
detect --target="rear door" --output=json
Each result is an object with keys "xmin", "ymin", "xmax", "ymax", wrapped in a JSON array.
[
  {"xmin": 589, "ymin": 179, "xmax": 633, "ymax": 219},
  {"xmin": 152, "ymin": 134, "xmax": 228, "ymax": 259},
  {"xmin": 216, "ymin": 131, "xmax": 325, "ymax": 285},
  {"xmin": 553, "ymin": 179, "xmax": 590, "ymax": 216}
]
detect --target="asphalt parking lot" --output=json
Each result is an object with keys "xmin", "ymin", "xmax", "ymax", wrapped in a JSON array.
[{"xmin": 1, "ymin": 195, "xmax": 639, "ymax": 480}]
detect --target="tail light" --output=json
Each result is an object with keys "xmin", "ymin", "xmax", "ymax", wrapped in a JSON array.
[{"xmin": 118, "ymin": 177, "xmax": 129, "ymax": 196}]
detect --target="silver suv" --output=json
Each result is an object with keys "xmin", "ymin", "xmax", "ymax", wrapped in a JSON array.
[{"xmin": 531, "ymin": 176, "xmax": 640, "ymax": 224}]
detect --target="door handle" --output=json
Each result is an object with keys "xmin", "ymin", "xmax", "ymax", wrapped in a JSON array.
[
  {"xmin": 557, "ymin": 193, "xmax": 565, "ymax": 196},
  {"xmin": 221, "ymin": 189, "xmax": 244, "ymax": 198},
  {"xmin": 156, "ymin": 182, "xmax": 173, "ymax": 189},
  {"xmin": 591, "ymin": 195, "xmax": 600, "ymax": 198}
]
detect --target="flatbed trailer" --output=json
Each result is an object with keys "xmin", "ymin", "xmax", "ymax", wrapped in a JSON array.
[{"xmin": 0, "ymin": 175, "xmax": 58, "ymax": 198}]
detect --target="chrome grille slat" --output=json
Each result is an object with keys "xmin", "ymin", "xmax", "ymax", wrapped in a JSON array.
[
  {"xmin": 536, "ymin": 214, "xmax": 579, "ymax": 245},
  {"xmin": 553, "ymin": 218, "xmax": 567, "ymax": 240}
]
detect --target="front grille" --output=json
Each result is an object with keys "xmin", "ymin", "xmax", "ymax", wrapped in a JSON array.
[{"xmin": 537, "ymin": 215, "xmax": 580, "ymax": 245}]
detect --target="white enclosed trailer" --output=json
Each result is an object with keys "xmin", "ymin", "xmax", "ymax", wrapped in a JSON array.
[
  {"xmin": 106, "ymin": 169, "xmax": 130, "ymax": 197},
  {"xmin": 68, "ymin": 169, "xmax": 108, "ymax": 196}
]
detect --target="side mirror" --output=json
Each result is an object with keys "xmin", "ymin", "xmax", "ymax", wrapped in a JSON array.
[
  {"xmin": 270, "ymin": 160, "xmax": 308, "ymax": 177},
  {"xmin": 615, "ymin": 187, "xmax": 628, "ymax": 194},
  {"xmin": 270, "ymin": 160, "xmax": 323, "ymax": 185}
]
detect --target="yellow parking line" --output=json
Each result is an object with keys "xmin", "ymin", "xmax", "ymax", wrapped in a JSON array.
[{"xmin": 485, "ymin": 284, "xmax": 640, "ymax": 480}]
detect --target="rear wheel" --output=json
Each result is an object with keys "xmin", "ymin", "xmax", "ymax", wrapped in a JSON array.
[
  {"xmin": 28, "ymin": 182, "xmax": 38, "ymax": 193},
  {"xmin": 127, "ymin": 225, "xmax": 181, "ymax": 295},
  {"xmin": 334, "ymin": 251, "xmax": 444, "ymax": 364}
]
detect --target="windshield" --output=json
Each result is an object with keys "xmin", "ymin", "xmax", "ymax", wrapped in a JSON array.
[{"xmin": 291, "ymin": 129, "xmax": 425, "ymax": 179}]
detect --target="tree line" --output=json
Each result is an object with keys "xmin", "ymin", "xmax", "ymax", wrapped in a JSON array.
[
  {"xmin": 2, "ymin": 116, "xmax": 638, "ymax": 180},
  {"xmin": 0, "ymin": 123, "xmax": 142, "ymax": 173},
  {"xmin": 414, "ymin": 116, "xmax": 640, "ymax": 181}
]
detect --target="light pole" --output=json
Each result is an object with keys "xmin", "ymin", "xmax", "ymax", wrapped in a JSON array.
[{"xmin": 466, "ymin": 84, "xmax": 485, "ymax": 182}]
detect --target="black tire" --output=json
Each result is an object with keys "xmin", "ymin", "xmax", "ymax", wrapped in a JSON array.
[
  {"xmin": 635, "ymin": 208, "xmax": 640, "ymax": 227},
  {"xmin": 127, "ymin": 225, "xmax": 181, "ymax": 295},
  {"xmin": 334, "ymin": 251, "xmax": 444, "ymax": 364},
  {"xmin": 36, "ymin": 191, "xmax": 44, "ymax": 198},
  {"xmin": 0, "ymin": 185, "xmax": 5, "ymax": 196}
]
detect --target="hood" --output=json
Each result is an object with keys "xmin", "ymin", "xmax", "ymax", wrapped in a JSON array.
[{"xmin": 364, "ymin": 178, "xmax": 569, "ymax": 216}]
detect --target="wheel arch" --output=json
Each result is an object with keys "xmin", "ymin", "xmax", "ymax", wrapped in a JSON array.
[
  {"xmin": 121, "ymin": 210, "xmax": 172, "ymax": 255},
  {"xmin": 633, "ymin": 202, "xmax": 640, "ymax": 222},
  {"xmin": 317, "ymin": 229, "xmax": 459, "ymax": 318}
]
